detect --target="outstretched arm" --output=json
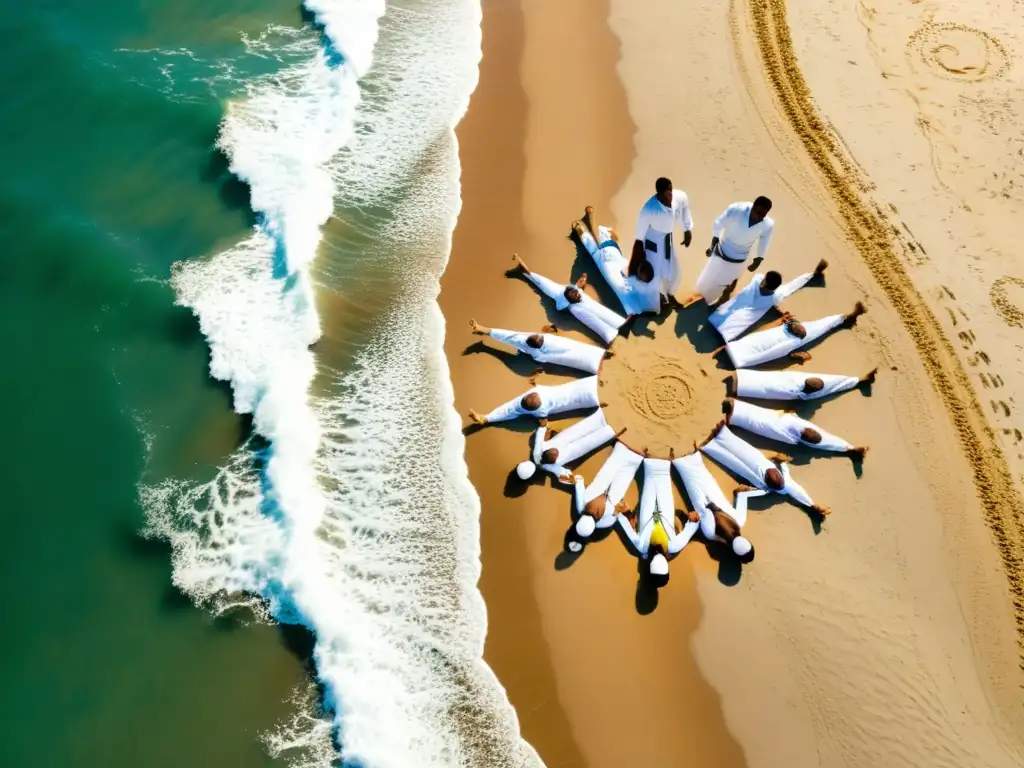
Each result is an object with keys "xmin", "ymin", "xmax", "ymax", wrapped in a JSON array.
[
  {"xmin": 617, "ymin": 514, "xmax": 643, "ymax": 554},
  {"xmin": 734, "ymin": 488, "xmax": 769, "ymax": 518},
  {"xmin": 668, "ymin": 519, "xmax": 700, "ymax": 554}
]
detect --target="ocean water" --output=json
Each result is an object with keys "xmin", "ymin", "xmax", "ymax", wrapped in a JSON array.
[{"xmin": 0, "ymin": 1, "xmax": 540, "ymax": 766}]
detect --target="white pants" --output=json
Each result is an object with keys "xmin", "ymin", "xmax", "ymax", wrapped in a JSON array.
[
  {"xmin": 641, "ymin": 226, "xmax": 681, "ymax": 297},
  {"xmin": 694, "ymin": 246, "xmax": 746, "ymax": 304}
]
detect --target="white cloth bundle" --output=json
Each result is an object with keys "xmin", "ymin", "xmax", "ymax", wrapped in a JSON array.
[
  {"xmin": 488, "ymin": 328, "xmax": 604, "ymax": 374},
  {"xmin": 701, "ymin": 425, "xmax": 814, "ymax": 507},
  {"xmin": 709, "ymin": 270, "xmax": 815, "ymax": 342},
  {"xmin": 524, "ymin": 270, "xmax": 626, "ymax": 345},
  {"xmin": 736, "ymin": 369, "xmax": 860, "ymax": 400},
  {"xmin": 484, "ymin": 375, "xmax": 600, "ymax": 423},
  {"xmin": 618, "ymin": 458, "xmax": 698, "ymax": 560},
  {"xmin": 576, "ymin": 225, "xmax": 661, "ymax": 315},
  {"xmin": 573, "ymin": 442, "xmax": 644, "ymax": 534},
  {"xmin": 725, "ymin": 313, "xmax": 845, "ymax": 369},
  {"xmin": 524, "ymin": 409, "xmax": 616, "ymax": 480},
  {"xmin": 729, "ymin": 400, "xmax": 852, "ymax": 452}
]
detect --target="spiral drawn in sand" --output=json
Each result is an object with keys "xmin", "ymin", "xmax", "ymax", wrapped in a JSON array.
[
  {"xmin": 626, "ymin": 361, "xmax": 695, "ymax": 423},
  {"xmin": 990, "ymin": 277, "xmax": 1024, "ymax": 328},
  {"xmin": 906, "ymin": 22, "xmax": 1010, "ymax": 83}
]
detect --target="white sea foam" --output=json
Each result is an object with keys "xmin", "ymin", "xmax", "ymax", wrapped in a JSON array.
[{"xmin": 142, "ymin": 0, "xmax": 542, "ymax": 765}]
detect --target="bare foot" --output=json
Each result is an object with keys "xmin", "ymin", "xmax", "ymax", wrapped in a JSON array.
[
  {"xmin": 669, "ymin": 446, "xmax": 676, "ymax": 459},
  {"xmin": 811, "ymin": 504, "xmax": 832, "ymax": 517},
  {"xmin": 722, "ymin": 398, "xmax": 734, "ymax": 418},
  {"xmin": 859, "ymin": 367, "xmax": 878, "ymax": 386},
  {"xmin": 599, "ymin": 401, "xmax": 609, "ymax": 408},
  {"xmin": 790, "ymin": 351, "xmax": 812, "ymax": 364},
  {"xmin": 575, "ymin": 272, "xmax": 589, "ymax": 289},
  {"xmin": 814, "ymin": 258, "xmax": 828, "ymax": 277},
  {"xmin": 847, "ymin": 300, "xmax": 867, "ymax": 325},
  {"xmin": 468, "ymin": 410, "xmax": 486, "ymax": 425},
  {"xmin": 769, "ymin": 452, "xmax": 791, "ymax": 464},
  {"xmin": 511, "ymin": 253, "xmax": 527, "ymax": 272},
  {"xmin": 734, "ymin": 484, "xmax": 755, "ymax": 494},
  {"xmin": 847, "ymin": 446, "xmax": 868, "ymax": 461},
  {"xmin": 604, "ymin": 349, "xmax": 615, "ymax": 359},
  {"xmin": 616, "ymin": 426, "xmax": 628, "ymax": 438},
  {"xmin": 469, "ymin": 318, "xmax": 484, "ymax": 334},
  {"xmin": 541, "ymin": 323, "xmax": 557, "ymax": 334},
  {"xmin": 643, "ymin": 447, "xmax": 650, "ymax": 458}
]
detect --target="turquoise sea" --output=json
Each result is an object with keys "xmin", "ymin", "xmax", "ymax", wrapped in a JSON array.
[{"xmin": 0, "ymin": 1, "xmax": 539, "ymax": 766}]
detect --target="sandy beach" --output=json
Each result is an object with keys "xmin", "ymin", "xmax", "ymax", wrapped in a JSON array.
[{"xmin": 442, "ymin": 0, "xmax": 1024, "ymax": 766}]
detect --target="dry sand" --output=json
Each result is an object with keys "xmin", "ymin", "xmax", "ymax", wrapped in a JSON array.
[{"xmin": 442, "ymin": 0, "xmax": 1024, "ymax": 766}]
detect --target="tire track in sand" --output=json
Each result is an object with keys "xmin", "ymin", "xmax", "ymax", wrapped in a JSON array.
[{"xmin": 747, "ymin": 0, "xmax": 1024, "ymax": 659}]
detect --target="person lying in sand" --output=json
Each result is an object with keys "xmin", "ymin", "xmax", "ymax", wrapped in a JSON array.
[
  {"xmin": 467, "ymin": 375, "xmax": 605, "ymax": 426},
  {"xmin": 509, "ymin": 254, "xmax": 627, "ymax": 346},
  {"xmin": 713, "ymin": 302, "xmax": 866, "ymax": 369},
  {"xmin": 692, "ymin": 197, "xmax": 776, "ymax": 305},
  {"xmin": 516, "ymin": 410, "xmax": 624, "ymax": 481},
  {"xmin": 618, "ymin": 455, "xmax": 698, "ymax": 584},
  {"xmin": 700, "ymin": 422, "xmax": 830, "ymax": 516},
  {"xmin": 724, "ymin": 399, "xmax": 867, "ymax": 460},
  {"xmin": 730, "ymin": 368, "xmax": 877, "ymax": 400},
  {"xmin": 703, "ymin": 260, "xmax": 828, "ymax": 342},
  {"xmin": 671, "ymin": 450, "xmax": 763, "ymax": 563},
  {"xmin": 469, "ymin": 320, "xmax": 610, "ymax": 375},
  {"xmin": 566, "ymin": 442, "xmax": 645, "ymax": 552},
  {"xmin": 571, "ymin": 209, "xmax": 662, "ymax": 315}
]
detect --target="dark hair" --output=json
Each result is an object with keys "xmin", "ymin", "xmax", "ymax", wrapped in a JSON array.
[
  {"xmin": 763, "ymin": 271, "xmax": 783, "ymax": 290},
  {"xmin": 521, "ymin": 392, "xmax": 542, "ymax": 411},
  {"xmin": 564, "ymin": 286, "xmax": 582, "ymax": 304},
  {"xmin": 803, "ymin": 377, "xmax": 824, "ymax": 393},
  {"xmin": 753, "ymin": 195, "xmax": 773, "ymax": 210},
  {"xmin": 540, "ymin": 448, "xmax": 559, "ymax": 464},
  {"xmin": 526, "ymin": 334, "xmax": 544, "ymax": 349},
  {"xmin": 655, "ymin": 177, "xmax": 672, "ymax": 195},
  {"xmin": 637, "ymin": 261, "xmax": 655, "ymax": 283},
  {"xmin": 765, "ymin": 467, "xmax": 784, "ymax": 491}
]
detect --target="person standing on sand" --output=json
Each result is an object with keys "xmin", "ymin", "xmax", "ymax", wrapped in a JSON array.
[
  {"xmin": 627, "ymin": 177, "xmax": 693, "ymax": 304},
  {"xmin": 689, "ymin": 196, "xmax": 775, "ymax": 305}
]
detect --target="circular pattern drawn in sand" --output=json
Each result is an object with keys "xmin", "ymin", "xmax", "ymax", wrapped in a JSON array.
[
  {"xmin": 990, "ymin": 276, "xmax": 1024, "ymax": 328},
  {"xmin": 906, "ymin": 23, "xmax": 1010, "ymax": 83},
  {"xmin": 600, "ymin": 328, "xmax": 723, "ymax": 458}
]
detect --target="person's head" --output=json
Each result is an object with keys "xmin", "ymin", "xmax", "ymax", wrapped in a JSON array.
[
  {"xmin": 636, "ymin": 260, "xmax": 655, "ymax": 284},
  {"xmin": 575, "ymin": 514, "xmax": 596, "ymax": 539},
  {"xmin": 732, "ymin": 536, "xmax": 755, "ymax": 564},
  {"xmin": 802, "ymin": 377, "xmax": 824, "ymax": 394},
  {"xmin": 521, "ymin": 392, "xmax": 542, "ymax": 411},
  {"xmin": 761, "ymin": 270, "xmax": 783, "ymax": 293},
  {"xmin": 526, "ymin": 333, "xmax": 544, "ymax": 349},
  {"xmin": 655, "ymin": 177, "xmax": 673, "ymax": 207},
  {"xmin": 713, "ymin": 509, "xmax": 741, "ymax": 541},
  {"xmin": 515, "ymin": 460, "xmax": 537, "ymax": 480},
  {"xmin": 785, "ymin": 318, "xmax": 807, "ymax": 338},
  {"xmin": 764, "ymin": 466, "xmax": 785, "ymax": 491},
  {"xmin": 649, "ymin": 552, "xmax": 669, "ymax": 583},
  {"xmin": 751, "ymin": 195, "xmax": 773, "ymax": 224},
  {"xmin": 799, "ymin": 427, "xmax": 822, "ymax": 444},
  {"xmin": 564, "ymin": 286, "xmax": 582, "ymax": 304},
  {"xmin": 540, "ymin": 447, "xmax": 559, "ymax": 464}
]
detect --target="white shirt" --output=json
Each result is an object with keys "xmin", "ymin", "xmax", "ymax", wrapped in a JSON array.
[
  {"xmin": 577, "ymin": 225, "xmax": 662, "ymax": 315},
  {"xmin": 484, "ymin": 376, "xmax": 600, "ymax": 422},
  {"xmin": 713, "ymin": 202, "xmax": 775, "ymax": 262},
  {"xmin": 726, "ymin": 312, "xmax": 845, "ymax": 369},
  {"xmin": 709, "ymin": 270, "xmax": 815, "ymax": 342},
  {"xmin": 701, "ymin": 425, "xmax": 814, "ymax": 507},
  {"xmin": 531, "ymin": 409, "xmax": 616, "ymax": 479},
  {"xmin": 736, "ymin": 370, "xmax": 861, "ymax": 401},
  {"xmin": 573, "ymin": 442, "xmax": 644, "ymax": 528},
  {"xmin": 524, "ymin": 270, "xmax": 626, "ymax": 345},
  {"xmin": 634, "ymin": 190, "xmax": 693, "ymax": 239},
  {"xmin": 487, "ymin": 328, "xmax": 605, "ymax": 374},
  {"xmin": 729, "ymin": 400, "xmax": 852, "ymax": 452}
]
